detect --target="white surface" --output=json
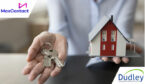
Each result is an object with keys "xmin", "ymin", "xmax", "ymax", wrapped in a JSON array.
[
  {"xmin": 116, "ymin": 30, "xmax": 126, "ymax": 56},
  {"xmin": 0, "ymin": 54, "xmax": 37, "ymax": 84}
]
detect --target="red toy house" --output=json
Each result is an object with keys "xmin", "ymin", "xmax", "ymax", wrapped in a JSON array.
[{"xmin": 89, "ymin": 16, "xmax": 129, "ymax": 57}]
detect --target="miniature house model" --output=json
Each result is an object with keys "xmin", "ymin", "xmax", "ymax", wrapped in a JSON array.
[{"xmin": 89, "ymin": 16, "xmax": 129, "ymax": 57}]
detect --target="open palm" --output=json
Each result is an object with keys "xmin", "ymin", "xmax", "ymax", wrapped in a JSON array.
[{"xmin": 23, "ymin": 32, "xmax": 67, "ymax": 84}]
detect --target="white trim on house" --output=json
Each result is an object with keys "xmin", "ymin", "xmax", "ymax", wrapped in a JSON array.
[
  {"xmin": 89, "ymin": 15, "xmax": 129, "ymax": 42},
  {"xmin": 89, "ymin": 16, "xmax": 110, "ymax": 41}
]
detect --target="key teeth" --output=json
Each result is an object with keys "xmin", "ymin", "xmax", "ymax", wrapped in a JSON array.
[
  {"xmin": 41, "ymin": 48, "xmax": 64, "ymax": 68},
  {"xmin": 57, "ymin": 63, "xmax": 65, "ymax": 68},
  {"xmin": 57, "ymin": 65, "xmax": 64, "ymax": 68}
]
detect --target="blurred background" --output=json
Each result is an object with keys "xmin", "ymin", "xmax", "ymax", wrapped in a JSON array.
[{"xmin": 0, "ymin": 0, "xmax": 144, "ymax": 53}]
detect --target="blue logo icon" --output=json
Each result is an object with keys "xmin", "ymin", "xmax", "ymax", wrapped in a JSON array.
[{"xmin": 118, "ymin": 69, "xmax": 144, "ymax": 82}]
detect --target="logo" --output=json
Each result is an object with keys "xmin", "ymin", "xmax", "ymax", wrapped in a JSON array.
[
  {"xmin": 0, "ymin": 0, "xmax": 37, "ymax": 18},
  {"xmin": 0, "ymin": 2, "xmax": 29, "ymax": 14},
  {"xmin": 118, "ymin": 69, "xmax": 144, "ymax": 82},
  {"xmin": 112, "ymin": 67, "xmax": 145, "ymax": 84},
  {"xmin": 18, "ymin": 3, "xmax": 27, "ymax": 8}
]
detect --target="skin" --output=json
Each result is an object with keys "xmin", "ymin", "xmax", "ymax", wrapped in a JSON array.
[
  {"xmin": 22, "ymin": 31, "xmax": 142, "ymax": 84},
  {"xmin": 22, "ymin": 32, "xmax": 67, "ymax": 84}
]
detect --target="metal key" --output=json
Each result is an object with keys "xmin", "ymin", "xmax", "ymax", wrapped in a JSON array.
[
  {"xmin": 53, "ymin": 56, "xmax": 64, "ymax": 68},
  {"xmin": 49, "ymin": 50, "xmax": 64, "ymax": 67},
  {"xmin": 41, "ymin": 48, "xmax": 64, "ymax": 68},
  {"xmin": 49, "ymin": 49, "xmax": 64, "ymax": 68},
  {"xmin": 41, "ymin": 49, "xmax": 52, "ymax": 67},
  {"xmin": 43, "ymin": 55, "xmax": 52, "ymax": 67}
]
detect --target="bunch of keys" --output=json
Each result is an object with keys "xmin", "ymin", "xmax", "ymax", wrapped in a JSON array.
[{"xmin": 41, "ymin": 42, "xmax": 64, "ymax": 68}]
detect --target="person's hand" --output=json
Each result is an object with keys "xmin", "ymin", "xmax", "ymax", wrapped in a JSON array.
[
  {"xmin": 101, "ymin": 44, "xmax": 142, "ymax": 64},
  {"xmin": 22, "ymin": 31, "xmax": 67, "ymax": 84}
]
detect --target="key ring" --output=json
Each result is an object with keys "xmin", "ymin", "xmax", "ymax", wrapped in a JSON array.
[
  {"xmin": 41, "ymin": 49, "xmax": 50, "ymax": 55},
  {"xmin": 41, "ymin": 42, "xmax": 53, "ymax": 55}
]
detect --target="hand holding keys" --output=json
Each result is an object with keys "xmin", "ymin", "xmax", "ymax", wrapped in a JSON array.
[
  {"xmin": 41, "ymin": 42, "xmax": 64, "ymax": 68},
  {"xmin": 23, "ymin": 32, "xmax": 67, "ymax": 84}
]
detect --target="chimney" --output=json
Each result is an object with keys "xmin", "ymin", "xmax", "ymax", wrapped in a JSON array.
[{"xmin": 111, "ymin": 15, "xmax": 113, "ymax": 22}]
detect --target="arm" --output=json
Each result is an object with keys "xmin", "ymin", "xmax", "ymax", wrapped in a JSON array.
[
  {"xmin": 47, "ymin": 0, "xmax": 69, "ymax": 38},
  {"xmin": 23, "ymin": 1, "xmax": 68, "ymax": 83}
]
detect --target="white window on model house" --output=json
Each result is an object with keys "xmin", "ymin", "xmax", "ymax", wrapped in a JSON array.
[
  {"xmin": 103, "ymin": 44, "xmax": 105, "ymax": 50},
  {"xmin": 102, "ymin": 30, "xmax": 107, "ymax": 42},
  {"xmin": 111, "ymin": 30, "xmax": 116, "ymax": 42},
  {"xmin": 111, "ymin": 44, "xmax": 114, "ymax": 51}
]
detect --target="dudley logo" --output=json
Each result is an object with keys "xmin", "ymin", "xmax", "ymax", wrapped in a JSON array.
[{"xmin": 118, "ymin": 69, "xmax": 144, "ymax": 82}]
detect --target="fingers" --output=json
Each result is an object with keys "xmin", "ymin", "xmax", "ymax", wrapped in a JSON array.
[
  {"xmin": 39, "ymin": 32, "xmax": 56, "ymax": 45},
  {"xmin": 102, "ymin": 57, "xmax": 122, "ymax": 64},
  {"xmin": 23, "ymin": 60, "xmax": 38, "ymax": 75},
  {"xmin": 112, "ymin": 57, "xmax": 121, "ymax": 64},
  {"xmin": 38, "ymin": 68, "xmax": 51, "ymax": 84},
  {"xmin": 27, "ymin": 36, "xmax": 41, "ymax": 62},
  {"xmin": 122, "ymin": 57, "xmax": 129, "ymax": 64},
  {"xmin": 102, "ymin": 57, "xmax": 129, "ymax": 64},
  {"xmin": 101, "ymin": 57, "xmax": 109, "ymax": 61},
  {"xmin": 50, "ymin": 67, "xmax": 61, "ymax": 77},
  {"xmin": 126, "ymin": 44, "xmax": 142, "ymax": 54},
  {"xmin": 23, "ymin": 53, "xmax": 44, "ymax": 75},
  {"xmin": 135, "ymin": 45, "xmax": 142, "ymax": 53},
  {"xmin": 38, "ymin": 64, "xmax": 54, "ymax": 84},
  {"xmin": 112, "ymin": 57, "xmax": 129, "ymax": 64},
  {"xmin": 29, "ymin": 62, "xmax": 44, "ymax": 81},
  {"xmin": 27, "ymin": 32, "xmax": 56, "ymax": 62},
  {"xmin": 37, "ymin": 64, "xmax": 61, "ymax": 84},
  {"xmin": 50, "ymin": 34, "xmax": 66, "ymax": 77},
  {"xmin": 25, "ymin": 32, "xmax": 66, "ymax": 83},
  {"xmin": 35, "ymin": 53, "xmax": 44, "ymax": 62},
  {"xmin": 54, "ymin": 34, "xmax": 67, "ymax": 61}
]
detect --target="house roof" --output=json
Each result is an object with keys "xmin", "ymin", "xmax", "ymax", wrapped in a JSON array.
[{"xmin": 88, "ymin": 16, "xmax": 130, "ymax": 42}]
